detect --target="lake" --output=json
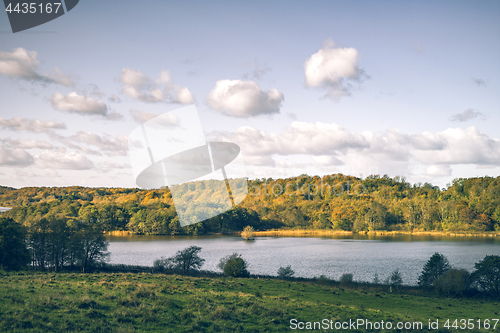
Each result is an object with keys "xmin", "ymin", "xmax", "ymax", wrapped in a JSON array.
[{"xmin": 106, "ymin": 234, "xmax": 500, "ymax": 285}]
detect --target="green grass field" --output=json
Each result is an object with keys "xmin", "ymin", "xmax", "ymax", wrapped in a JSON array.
[{"xmin": 0, "ymin": 271, "xmax": 498, "ymax": 332}]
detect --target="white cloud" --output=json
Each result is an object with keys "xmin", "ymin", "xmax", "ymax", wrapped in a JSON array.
[
  {"xmin": 312, "ymin": 155, "xmax": 344, "ymax": 166},
  {"xmin": 0, "ymin": 116, "xmax": 66, "ymax": 133},
  {"xmin": 450, "ymin": 108, "xmax": 484, "ymax": 122},
  {"xmin": 120, "ymin": 68, "xmax": 194, "ymax": 104},
  {"xmin": 51, "ymin": 92, "xmax": 110, "ymax": 117},
  {"xmin": 206, "ymin": 80, "xmax": 284, "ymax": 117},
  {"xmin": 0, "ymin": 138, "xmax": 54, "ymax": 149},
  {"xmin": 304, "ymin": 39, "xmax": 364, "ymax": 100},
  {"xmin": 0, "ymin": 146, "xmax": 34, "ymax": 166},
  {"xmin": 45, "ymin": 169, "xmax": 60, "ymax": 178},
  {"xmin": 212, "ymin": 122, "xmax": 500, "ymax": 176},
  {"xmin": 0, "ymin": 47, "xmax": 74, "ymax": 86},
  {"xmin": 425, "ymin": 165, "xmax": 452, "ymax": 176},
  {"xmin": 412, "ymin": 127, "xmax": 500, "ymax": 165},
  {"xmin": 69, "ymin": 131, "xmax": 129, "ymax": 156},
  {"xmin": 35, "ymin": 151, "xmax": 93, "ymax": 170}
]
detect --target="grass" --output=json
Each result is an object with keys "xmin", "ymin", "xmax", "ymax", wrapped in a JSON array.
[{"xmin": 0, "ymin": 271, "xmax": 498, "ymax": 332}]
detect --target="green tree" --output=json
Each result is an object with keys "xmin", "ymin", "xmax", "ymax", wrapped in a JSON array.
[
  {"xmin": 418, "ymin": 253, "xmax": 451, "ymax": 287},
  {"xmin": 471, "ymin": 255, "xmax": 500, "ymax": 295},
  {"xmin": 155, "ymin": 246, "xmax": 205, "ymax": 274},
  {"xmin": 0, "ymin": 217, "xmax": 30, "ymax": 270},
  {"xmin": 74, "ymin": 221, "xmax": 109, "ymax": 272}
]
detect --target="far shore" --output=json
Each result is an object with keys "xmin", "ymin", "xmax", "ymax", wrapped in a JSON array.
[{"xmin": 105, "ymin": 229, "xmax": 500, "ymax": 238}]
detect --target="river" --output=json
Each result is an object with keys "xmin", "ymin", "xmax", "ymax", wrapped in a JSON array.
[{"xmin": 106, "ymin": 234, "xmax": 500, "ymax": 285}]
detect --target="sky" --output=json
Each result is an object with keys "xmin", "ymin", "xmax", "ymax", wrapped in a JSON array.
[{"xmin": 0, "ymin": 0, "xmax": 499, "ymax": 189}]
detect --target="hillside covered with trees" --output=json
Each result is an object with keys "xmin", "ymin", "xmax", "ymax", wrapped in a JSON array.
[{"xmin": 1, "ymin": 174, "xmax": 499, "ymax": 235}]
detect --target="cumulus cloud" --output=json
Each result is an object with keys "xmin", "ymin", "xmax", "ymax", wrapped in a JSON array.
[
  {"xmin": 69, "ymin": 131, "xmax": 129, "ymax": 156},
  {"xmin": 206, "ymin": 80, "xmax": 284, "ymax": 117},
  {"xmin": 0, "ymin": 116, "xmax": 66, "ymax": 133},
  {"xmin": 450, "ymin": 108, "xmax": 484, "ymax": 122},
  {"xmin": 304, "ymin": 39, "xmax": 365, "ymax": 100},
  {"xmin": 35, "ymin": 151, "xmax": 93, "ymax": 170},
  {"xmin": 120, "ymin": 68, "xmax": 194, "ymax": 104},
  {"xmin": 0, "ymin": 146, "xmax": 34, "ymax": 166},
  {"xmin": 51, "ymin": 92, "xmax": 122, "ymax": 120},
  {"xmin": 0, "ymin": 48, "xmax": 74, "ymax": 86}
]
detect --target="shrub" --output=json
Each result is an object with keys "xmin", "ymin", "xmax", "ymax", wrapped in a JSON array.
[
  {"xmin": 241, "ymin": 226, "xmax": 255, "ymax": 240},
  {"xmin": 434, "ymin": 268, "xmax": 471, "ymax": 296},
  {"xmin": 219, "ymin": 253, "xmax": 249, "ymax": 277},
  {"xmin": 339, "ymin": 273, "xmax": 354, "ymax": 285},
  {"xmin": 277, "ymin": 265, "xmax": 295, "ymax": 279}
]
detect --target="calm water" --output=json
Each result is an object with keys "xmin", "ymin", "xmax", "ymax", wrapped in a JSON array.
[{"xmin": 106, "ymin": 234, "xmax": 500, "ymax": 285}]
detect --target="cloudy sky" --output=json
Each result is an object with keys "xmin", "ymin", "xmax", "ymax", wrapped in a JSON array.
[{"xmin": 0, "ymin": 0, "xmax": 499, "ymax": 189}]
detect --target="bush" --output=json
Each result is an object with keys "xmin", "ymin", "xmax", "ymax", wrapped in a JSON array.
[
  {"xmin": 241, "ymin": 226, "xmax": 255, "ymax": 240},
  {"xmin": 434, "ymin": 268, "xmax": 471, "ymax": 296},
  {"xmin": 418, "ymin": 253, "xmax": 451, "ymax": 287},
  {"xmin": 277, "ymin": 265, "xmax": 294, "ymax": 279},
  {"xmin": 219, "ymin": 253, "xmax": 249, "ymax": 277},
  {"xmin": 339, "ymin": 273, "xmax": 354, "ymax": 285}
]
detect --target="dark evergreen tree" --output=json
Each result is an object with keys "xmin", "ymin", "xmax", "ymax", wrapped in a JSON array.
[
  {"xmin": 418, "ymin": 252, "xmax": 451, "ymax": 287},
  {"xmin": 0, "ymin": 217, "xmax": 30, "ymax": 270}
]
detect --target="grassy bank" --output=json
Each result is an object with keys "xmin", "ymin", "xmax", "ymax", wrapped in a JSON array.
[
  {"xmin": 253, "ymin": 229, "xmax": 500, "ymax": 238},
  {"xmin": 0, "ymin": 271, "xmax": 498, "ymax": 332}
]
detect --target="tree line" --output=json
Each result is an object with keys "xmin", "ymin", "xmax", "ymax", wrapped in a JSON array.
[
  {"xmin": 0, "ymin": 174, "xmax": 499, "ymax": 235},
  {"xmin": 0, "ymin": 216, "xmax": 108, "ymax": 272}
]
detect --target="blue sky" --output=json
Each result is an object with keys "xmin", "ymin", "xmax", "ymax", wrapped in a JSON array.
[{"xmin": 0, "ymin": 0, "xmax": 499, "ymax": 188}]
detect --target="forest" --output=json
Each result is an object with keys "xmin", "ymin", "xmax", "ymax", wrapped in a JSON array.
[{"xmin": 0, "ymin": 173, "xmax": 499, "ymax": 235}]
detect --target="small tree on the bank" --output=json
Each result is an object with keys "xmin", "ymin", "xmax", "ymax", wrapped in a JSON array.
[
  {"xmin": 218, "ymin": 253, "xmax": 249, "ymax": 277},
  {"xmin": 418, "ymin": 252, "xmax": 451, "ymax": 287},
  {"xmin": 241, "ymin": 226, "xmax": 255, "ymax": 240},
  {"xmin": 277, "ymin": 265, "xmax": 295, "ymax": 279},
  {"xmin": 389, "ymin": 269, "xmax": 403, "ymax": 289},
  {"xmin": 154, "ymin": 246, "xmax": 205, "ymax": 274}
]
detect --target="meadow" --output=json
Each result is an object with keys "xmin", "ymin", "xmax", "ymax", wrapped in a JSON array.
[{"xmin": 1, "ymin": 271, "xmax": 498, "ymax": 332}]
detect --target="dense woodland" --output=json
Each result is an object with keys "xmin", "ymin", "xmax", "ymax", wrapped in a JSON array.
[{"xmin": 1, "ymin": 174, "xmax": 499, "ymax": 235}]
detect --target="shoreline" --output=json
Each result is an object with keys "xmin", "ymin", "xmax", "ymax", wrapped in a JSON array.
[
  {"xmin": 253, "ymin": 229, "xmax": 500, "ymax": 238},
  {"xmin": 105, "ymin": 229, "xmax": 500, "ymax": 238}
]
